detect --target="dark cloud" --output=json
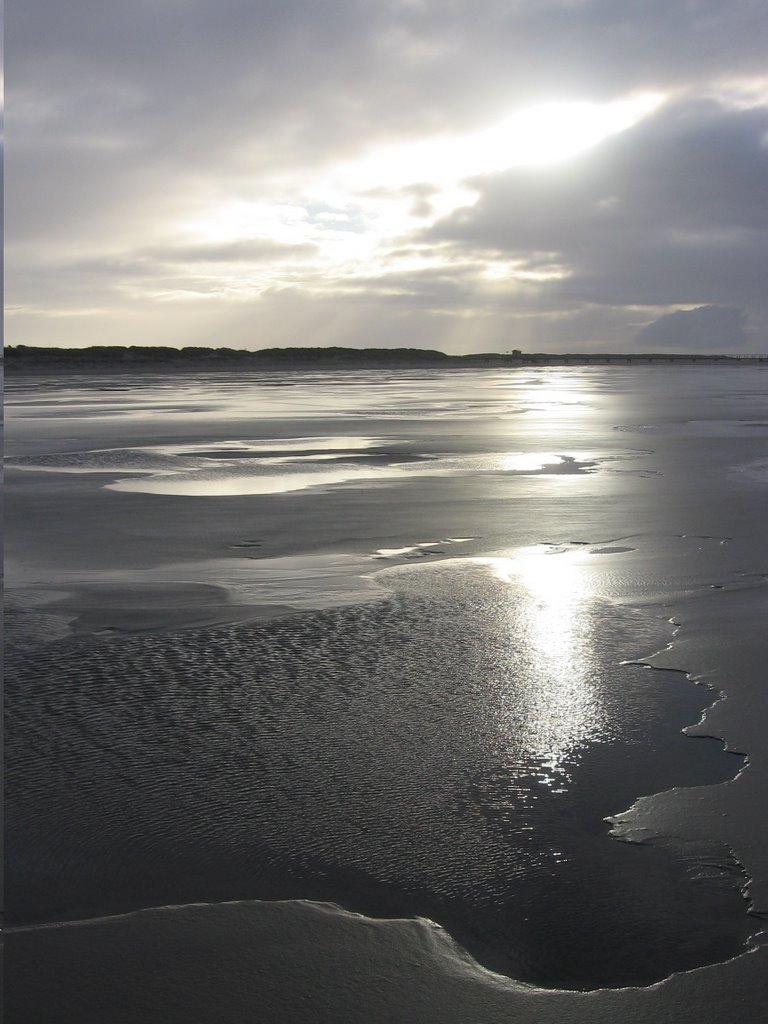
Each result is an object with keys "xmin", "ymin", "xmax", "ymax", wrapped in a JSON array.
[
  {"xmin": 428, "ymin": 97, "xmax": 768, "ymax": 344},
  {"xmin": 10, "ymin": 2, "xmax": 768, "ymax": 180},
  {"xmin": 635, "ymin": 305, "xmax": 748, "ymax": 351},
  {"xmin": 7, "ymin": 1, "xmax": 768, "ymax": 350}
]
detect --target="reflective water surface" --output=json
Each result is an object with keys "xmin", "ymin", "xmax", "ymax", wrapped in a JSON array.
[{"xmin": 6, "ymin": 366, "xmax": 768, "ymax": 990}]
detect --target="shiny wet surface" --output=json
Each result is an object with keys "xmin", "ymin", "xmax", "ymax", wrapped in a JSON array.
[
  {"xmin": 6, "ymin": 554, "xmax": 753, "ymax": 987},
  {"xmin": 6, "ymin": 366, "xmax": 767, "ymax": 989}
]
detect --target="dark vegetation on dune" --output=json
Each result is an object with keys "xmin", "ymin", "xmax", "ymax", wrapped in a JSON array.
[{"xmin": 5, "ymin": 344, "xmax": 763, "ymax": 373}]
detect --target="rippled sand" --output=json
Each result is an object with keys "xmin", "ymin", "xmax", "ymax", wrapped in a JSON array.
[{"xmin": 6, "ymin": 365, "xmax": 768, "ymax": 1020}]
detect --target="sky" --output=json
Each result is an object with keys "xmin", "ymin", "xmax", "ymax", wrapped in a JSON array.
[{"xmin": 7, "ymin": 0, "xmax": 768, "ymax": 354}]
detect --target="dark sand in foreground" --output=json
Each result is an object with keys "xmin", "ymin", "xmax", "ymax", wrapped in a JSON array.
[{"xmin": 6, "ymin": 365, "xmax": 768, "ymax": 1021}]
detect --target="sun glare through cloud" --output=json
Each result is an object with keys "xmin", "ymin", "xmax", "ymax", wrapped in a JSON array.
[
  {"xmin": 174, "ymin": 93, "xmax": 665, "ymax": 303},
  {"xmin": 9, "ymin": 0, "xmax": 768, "ymax": 352},
  {"xmin": 191, "ymin": 94, "xmax": 664, "ymax": 245},
  {"xmin": 341, "ymin": 92, "xmax": 665, "ymax": 190}
]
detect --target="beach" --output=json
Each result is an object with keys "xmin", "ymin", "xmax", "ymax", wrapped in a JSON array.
[{"xmin": 5, "ymin": 365, "xmax": 768, "ymax": 1020}]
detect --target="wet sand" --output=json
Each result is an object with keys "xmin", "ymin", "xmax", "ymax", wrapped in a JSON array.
[
  {"xmin": 6, "ymin": 366, "xmax": 768, "ymax": 1020},
  {"xmin": 7, "ymin": 900, "xmax": 768, "ymax": 1024}
]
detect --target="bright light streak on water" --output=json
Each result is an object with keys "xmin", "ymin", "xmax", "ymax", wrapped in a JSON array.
[
  {"xmin": 499, "ymin": 453, "xmax": 566, "ymax": 471},
  {"xmin": 480, "ymin": 548, "xmax": 604, "ymax": 790},
  {"xmin": 513, "ymin": 378, "xmax": 592, "ymax": 417},
  {"xmin": 6, "ymin": 365, "xmax": 766, "ymax": 991}
]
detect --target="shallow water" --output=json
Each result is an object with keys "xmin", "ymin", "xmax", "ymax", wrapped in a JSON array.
[
  {"xmin": 5, "ymin": 561, "xmax": 750, "ymax": 988},
  {"xmin": 5, "ymin": 365, "xmax": 768, "ymax": 999}
]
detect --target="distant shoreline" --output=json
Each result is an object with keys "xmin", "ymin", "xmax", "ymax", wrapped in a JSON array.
[{"xmin": 5, "ymin": 344, "xmax": 767, "ymax": 374}]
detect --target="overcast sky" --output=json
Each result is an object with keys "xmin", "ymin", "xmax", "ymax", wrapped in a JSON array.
[{"xmin": 7, "ymin": 0, "xmax": 768, "ymax": 353}]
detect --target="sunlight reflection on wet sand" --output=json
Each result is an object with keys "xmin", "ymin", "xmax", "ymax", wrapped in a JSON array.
[{"xmin": 479, "ymin": 548, "xmax": 604, "ymax": 790}]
